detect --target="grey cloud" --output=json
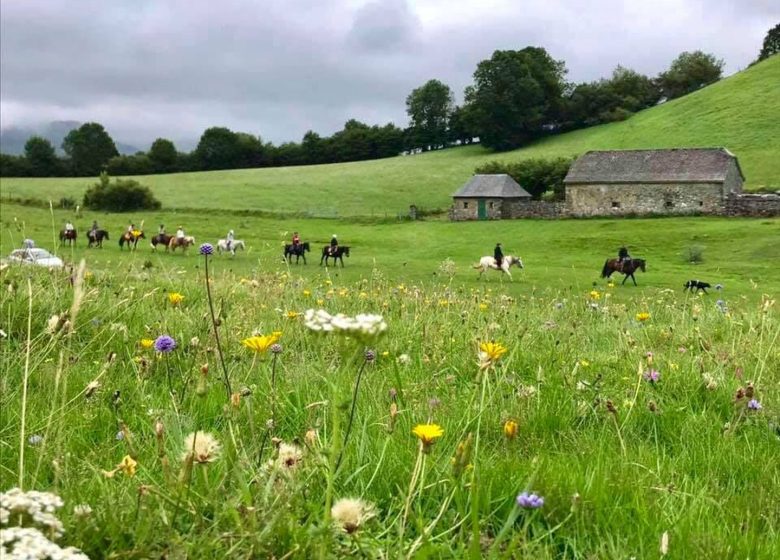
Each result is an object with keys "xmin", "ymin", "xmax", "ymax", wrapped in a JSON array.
[{"xmin": 1, "ymin": 0, "xmax": 777, "ymax": 147}]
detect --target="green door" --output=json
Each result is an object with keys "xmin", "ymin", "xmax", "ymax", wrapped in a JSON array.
[{"xmin": 477, "ymin": 199, "xmax": 487, "ymax": 220}]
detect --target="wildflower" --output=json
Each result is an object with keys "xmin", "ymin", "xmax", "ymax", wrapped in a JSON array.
[
  {"xmin": 747, "ymin": 399, "xmax": 762, "ymax": 411},
  {"xmin": 645, "ymin": 351, "xmax": 654, "ymax": 365},
  {"xmin": 579, "ymin": 359, "xmax": 590, "ymax": 368},
  {"xmin": 503, "ymin": 420, "xmax": 518, "ymax": 440},
  {"xmin": 716, "ymin": 299, "xmax": 728, "ymax": 313},
  {"xmin": 303, "ymin": 289, "xmax": 311, "ymax": 297},
  {"xmin": 182, "ymin": 431, "xmax": 221, "ymax": 464},
  {"xmin": 636, "ymin": 312, "xmax": 651, "ymax": 322},
  {"xmin": 331, "ymin": 498, "xmax": 376, "ymax": 534},
  {"xmin": 140, "ymin": 338, "xmax": 154, "ymax": 350},
  {"xmin": 27, "ymin": 434, "xmax": 43, "ymax": 446},
  {"xmin": 589, "ymin": 290, "xmax": 601, "ymax": 300},
  {"xmin": 644, "ymin": 369, "xmax": 660, "ymax": 384},
  {"xmin": 516, "ymin": 491, "xmax": 544, "ymax": 509},
  {"xmin": 412, "ymin": 424, "xmax": 444, "ymax": 452},
  {"xmin": 73, "ymin": 504, "xmax": 92, "ymax": 518},
  {"xmin": 397, "ymin": 353, "xmax": 411, "ymax": 365},
  {"xmin": 270, "ymin": 343, "xmax": 283, "ymax": 354},
  {"xmin": 478, "ymin": 341, "xmax": 508, "ymax": 367},
  {"xmin": 241, "ymin": 332, "xmax": 282, "ymax": 354},
  {"xmin": 364, "ymin": 349, "xmax": 376, "ymax": 362},
  {"xmin": 478, "ymin": 303, "xmax": 488, "ymax": 311},
  {"xmin": 118, "ymin": 455, "xmax": 137, "ymax": 477},
  {"xmin": 286, "ymin": 310, "xmax": 300, "ymax": 319},
  {"xmin": 189, "ymin": 336, "xmax": 200, "ymax": 348},
  {"xmin": 199, "ymin": 243, "xmax": 213, "ymax": 255},
  {"xmin": 154, "ymin": 335, "xmax": 176, "ymax": 353},
  {"xmin": 115, "ymin": 431, "xmax": 124, "ymax": 441},
  {"xmin": 168, "ymin": 292, "xmax": 184, "ymax": 306},
  {"xmin": 275, "ymin": 443, "xmax": 303, "ymax": 470}
]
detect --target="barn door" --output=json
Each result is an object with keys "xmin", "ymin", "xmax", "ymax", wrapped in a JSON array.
[{"xmin": 477, "ymin": 199, "xmax": 487, "ymax": 220}]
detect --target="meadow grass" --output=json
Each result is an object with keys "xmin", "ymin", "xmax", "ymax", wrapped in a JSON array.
[
  {"xmin": 1, "ymin": 208, "xmax": 779, "ymax": 558},
  {"xmin": 1, "ymin": 56, "xmax": 778, "ymax": 218}
]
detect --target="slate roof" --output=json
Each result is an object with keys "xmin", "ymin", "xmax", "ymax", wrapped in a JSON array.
[
  {"xmin": 563, "ymin": 148, "xmax": 744, "ymax": 184},
  {"xmin": 452, "ymin": 174, "xmax": 532, "ymax": 198}
]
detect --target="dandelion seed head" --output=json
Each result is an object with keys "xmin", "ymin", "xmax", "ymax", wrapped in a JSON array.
[
  {"xmin": 182, "ymin": 431, "xmax": 221, "ymax": 464},
  {"xmin": 331, "ymin": 498, "xmax": 376, "ymax": 534}
]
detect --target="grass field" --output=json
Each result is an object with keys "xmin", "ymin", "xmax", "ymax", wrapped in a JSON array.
[{"xmin": 1, "ymin": 56, "xmax": 778, "ymax": 217}]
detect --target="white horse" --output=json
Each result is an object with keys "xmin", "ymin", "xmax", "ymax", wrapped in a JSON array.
[
  {"xmin": 473, "ymin": 255, "xmax": 524, "ymax": 279},
  {"xmin": 217, "ymin": 239, "xmax": 245, "ymax": 256}
]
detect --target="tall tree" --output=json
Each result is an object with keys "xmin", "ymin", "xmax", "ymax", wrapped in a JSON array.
[
  {"xmin": 465, "ymin": 47, "xmax": 567, "ymax": 150},
  {"xmin": 447, "ymin": 105, "xmax": 477, "ymax": 145},
  {"xmin": 405, "ymin": 79, "xmax": 454, "ymax": 150},
  {"xmin": 756, "ymin": 23, "xmax": 780, "ymax": 62},
  {"xmin": 658, "ymin": 51, "xmax": 724, "ymax": 100},
  {"xmin": 24, "ymin": 136, "xmax": 59, "ymax": 176},
  {"xmin": 148, "ymin": 138, "xmax": 178, "ymax": 172},
  {"xmin": 61, "ymin": 123, "xmax": 119, "ymax": 176},
  {"xmin": 194, "ymin": 127, "xmax": 240, "ymax": 170}
]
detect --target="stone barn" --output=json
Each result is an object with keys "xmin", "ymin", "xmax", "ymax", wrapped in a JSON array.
[
  {"xmin": 451, "ymin": 174, "xmax": 532, "ymax": 220},
  {"xmin": 563, "ymin": 148, "xmax": 744, "ymax": 217}
]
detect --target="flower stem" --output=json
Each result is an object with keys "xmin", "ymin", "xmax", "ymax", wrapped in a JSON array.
[
  {"xmin": 335, "ymin": 355, "xmax": 368, "ymax": 471},
  {"xmin": 203, "ymin": 255, "xmax": 232, "ymax": 399}
]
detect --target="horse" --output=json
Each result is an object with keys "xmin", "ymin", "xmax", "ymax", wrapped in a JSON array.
[
  {"xmin": 601, "ymin": 258, "xmax": 646, "ymax": 286},
  {"xmin": 59, "ymin": 229, "xmax": 77, "ymax": 246},
  {"xmin": 320, "ymin": 245, "xmax": 350, "ymax": 267},
  {"xmin": 284, "ymin": 242, "xmax": 310, "ymax": 264},
  {"xmin": 473, "ymin": 255, "xmax": 524, "ymax": 280},
  {"xmin": 119, "ymin": 230, "xmax": 145, "ymax": 250},
  {"xmin": 217, "ymin": 239, "xmax": 245, "ymax": 256},
  {"xmin": 169, "ymin": 235, "xmax": 195, "ymax": 252},
  {"xmin": 87, "ymin": 229, "xmax": 109, "ymax": 248},
  {"xmin": 151, "ymin": 233, "xmax": 171, "ymax": 251}
]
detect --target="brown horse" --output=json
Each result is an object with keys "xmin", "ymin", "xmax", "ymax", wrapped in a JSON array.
[
  {"xmin": 119, "ymin": 230, "xmax": 145, "ymax": 250},
  {"xmin": 601, "ymin": 258, "xmax": 646, "ymax": 286},
  {"xmin": 151, "ymin": 233, "xmax": 171, "ymax": 251},
  {"xmin": 59, "ymin": 229, "xmax": 77, "ymax": 246},
  {"xmin": 169, "ymin": 235, "xmax": 195, "ymax": 252}
]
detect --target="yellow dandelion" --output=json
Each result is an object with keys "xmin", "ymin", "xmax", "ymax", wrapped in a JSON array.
[
  {"xmin": 140, "ymin": 338, "xmax": 154, "ymax": 350},
  {"xmin": 182, "ymin": 431, "xmax": 221, "ymax": 464},
  {"xmin": 168, "ymin": 292, "xmax": 184, "ymax": 306},
  {"xmin": 303, "ymin": 289, "xmax": 311, "ymax": 297},
  {"xmin": 478, "ymin": 303, "xmax": 488, "ymax": 311},
  {"xmin": 412, "ymin": 424, "xmax": 444, "ymax": 451},
  {"xmin": 589, "ymin": 290, "xmax": 601, "ymax": 300},
  {"xmin": 636, "ymin": 312, "xmax": 651, "ymax": 322},
  {"xmin": 286, "ymin": 310, "xmax": 300, "ymax": 319},
  {"xmin": 579, "ymin": 359, "xmax": 590, "ymax": 368},
  {"xmin": 479, "ymin": 341, "xmax": 508, "ymax": 363},
  {"xmin": 241, "ymin": 332, "xmax": 281, "ymax": 354},
  {"xmin": 381, "ymin": 351, "xmax": 390, "ymax": 358},
  {"xmin": 331, "ymin": 498, "xmax": 376, "ymax": 534},
  {"xmin": 118, "ymin": 455, "xmax": 137, "ymax": 477},
  {"xmin": 503, "ymin": 419, "xmax": 518, "ymax": 440}
]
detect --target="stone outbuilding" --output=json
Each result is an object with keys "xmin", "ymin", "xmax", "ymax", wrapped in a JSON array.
[
  {"xmin": 563, "ymin": 148, "xmax": 744, "ymax": 217},
  {"xmin": 451, "ymin": 174, "xmax": 532, "ymax": 220}
]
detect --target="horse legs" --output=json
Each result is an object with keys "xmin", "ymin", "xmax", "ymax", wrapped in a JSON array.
[{"xmin": 630, "ymin": 273, "xmax": 637, "ymax": 286}]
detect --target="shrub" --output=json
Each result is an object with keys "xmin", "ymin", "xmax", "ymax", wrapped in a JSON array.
[
  {"xmin": 83, "ymin": 172, "xmax": 161, "ymax": 212},
  {"xmin": 474, "ymin": 157, "xmax": 574, "ymax": 200},
  {"xmin": 686, "ymin": 245, "xmax": 705, "ymax": 264},
  {"xmin": 59, "ymin": 197, "xmax": 77, "ymax": 209}
]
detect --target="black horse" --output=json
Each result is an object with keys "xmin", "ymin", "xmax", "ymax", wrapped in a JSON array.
[
  {"xmin": 151, "ymin": 233, "xmax": 171, "ymax": 251},
  {"xmin": 87, "ymin": 229, "xmax": 109, "ymax": 248},
  {"xmin": 320, "ymin": 245, "xmax": 350, "ymax": 267},
  {"xmin": 119, "ymin": 230, "xmax": 145, "ymax": 251},
  {"xmin": 59, "ymin": 229, "xmax": 77, "ymax": 246},
  {"xmin": 284, "ymin": 242, "xmax": 310, "ymax": 264},
  {"xmin": 601, "ymin": 258, "xmax": 646, "ymax": 286}
]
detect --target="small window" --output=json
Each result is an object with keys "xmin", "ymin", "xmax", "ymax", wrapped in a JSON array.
[
  {"xmin": 664, "ymin": 199, "xmax": 674, "ymax": 208},
  {"xmin": 463, "ymin": 202, "xmax": 469, "ymax": 209},
  {"xmin": 611, "ymin": 201, "xmax": 620, "ymax": 209},
  {"xmin": 698, "ymin": 201, "xmax": 704, "ymax": 207}
]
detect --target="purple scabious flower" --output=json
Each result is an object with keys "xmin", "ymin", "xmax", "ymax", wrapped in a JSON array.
[
  {"xmin": 154, "ymin": 335, "xmax": 177, "ymax": 353},
  {"xmin": 643, "ymin": 369, "xmax": 660, "ymax": 384},
  {"xmin": 199, "ymin": 243, "xmax": 214, "ymax": 256},
  {"xmin": 516, "ymin": 492, "xmax": 544, "ymax": 509},
  {"xmin": 747, "ymin": 399, "xmax": 762, "ymax": 411}
]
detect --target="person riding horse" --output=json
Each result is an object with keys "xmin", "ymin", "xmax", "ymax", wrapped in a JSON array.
[
  {"xmin": 494, "ymin": 243, "xmax": 504, "ymax": 268},
  {"xmin": 329, "ymin": 235, "xmax": 338, "ymax": 256},
  {"xmin": 159, "ymin": 224, "xmax": 166, "ymax": 235},
  {"xmin": 90, "ymin": 221, "xmax": 99, "ymax": 234},
  {"xmin": 226, "ymin": 229, "xmax": 235, "ymax": 251},
  {"xmin": 65, "ymin": 221, "xmax": 75, "ymax": 233},
  {"xmin": 618, "ymin": 246, "xmax": 631, "ymax": 271},
  {"xmin": 176, "ymin": 226, "xmax": 185, "ymax": 243},
  {"xmin": 292, "ymin": 231, "xmax": 301, "ymax": 248}
]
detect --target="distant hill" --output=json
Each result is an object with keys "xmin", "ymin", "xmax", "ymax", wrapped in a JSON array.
[
  {"xmin": 0, "ymin": 121, "xmax": 141, "ymax": 155},
  {"xmin": 1, "ymin": 55, "xmax": 778, "ymax": 216}
]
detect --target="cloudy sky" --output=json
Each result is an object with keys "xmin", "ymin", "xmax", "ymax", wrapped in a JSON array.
[{"xmin": 1, "ymin": 0, "xmax": 776, "ymax": 148}]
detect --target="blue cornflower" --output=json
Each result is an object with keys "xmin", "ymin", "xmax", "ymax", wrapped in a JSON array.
[
  {"xmin": 747, "ymin": 399, "xmax": 762, "ymax": 411},
  {"xmin": 199, "ymin": 243, "xmax": 214, "ymax": 255},
  {"xmin": 154, "ymin": 335, "xmax": 177, "ymax": 353},
  {"xmin": 516, "ymin": 492, "xmax": 544, "ymax": 509}
]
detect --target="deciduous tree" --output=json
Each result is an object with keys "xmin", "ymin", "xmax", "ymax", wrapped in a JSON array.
[
  {"xmin": 24, "ymin": 136, "xmax": 60, "ymax": 176},
  {"xmin": 405, "ymin": 79, "xmax": 454, "ymax": 150},
  {"xmin": 658, "ymin": 51, "xmax": 724, "ymax": 100},
  {"xmin": 61, "ymin": 123, "xmax": 119, "ymax": 176}
]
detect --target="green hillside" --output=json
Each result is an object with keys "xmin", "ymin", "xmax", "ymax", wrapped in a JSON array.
[{"xmin": 2, "ymin": 56, "xmax": 778, "ymax": 217}]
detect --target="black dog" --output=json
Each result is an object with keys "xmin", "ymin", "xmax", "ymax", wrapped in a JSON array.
[{"xmin": 684, "ymin": 280, "xmax": 711, "ymax": 293}]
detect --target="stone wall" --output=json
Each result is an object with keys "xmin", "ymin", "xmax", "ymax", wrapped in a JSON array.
[
  {"xmin": 565, "ymin": 182, "xmax": 724, "ymax": 217},
  {"xmin": 450, "ymin": 197, "xmax": 504, "ymax": 220},
  {"xmin": 724, "ymin": 193, "xmax": 780, "ymax": 217},
  {"xmin": 506, "ymin": 200, "xmax": 565, "ymax": 218}
]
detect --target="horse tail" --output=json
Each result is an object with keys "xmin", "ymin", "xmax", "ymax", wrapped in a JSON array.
[
  {"xmin": 601, "ymin": 259, "xmax": 611, "ymax": 278},
  {"xmin": 472, "ymin": 263, "xmax": 482, "ymax": 269}
]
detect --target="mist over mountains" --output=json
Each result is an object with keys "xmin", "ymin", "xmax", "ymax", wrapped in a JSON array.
[{"xmin": 0, "ymin": 121, "xmax": 141, "ymax": 155}]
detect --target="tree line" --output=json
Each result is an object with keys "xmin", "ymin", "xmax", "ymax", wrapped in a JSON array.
[{"xmin": 1, "ymin": 23, "xmax": 776, "ymax": 178}]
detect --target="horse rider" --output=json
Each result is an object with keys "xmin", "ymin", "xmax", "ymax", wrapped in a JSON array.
[
  {"xmin": 158, "ymin": 224, "xmax": 166, "ymax": 235},
  {"xmin": 329, "ymin": 234, "xmax": 338, "ymax": 256},
  {"xmin": 292, "ymin": 231, "xmax": 301, "ymax": 248},
  {"xmin": 64, "ymin": 221, "xmax": 75, "ymax": 234},
  {"xmin": 89, "ymin": 220, "xmax": 98, "ymax": 239},
  {"xmin": 618, "ymin": 246, "xmax": 631, "ymax": 271},
  {"xmin": 227, "ymin": 229, "xmax": 235, "ymax": 251},
  {"xmin": 176, "ymin": 225, "xmax": 185, "ymax": 243},
  {"xmin": 494, "ymin": 243, "xmax": 504, "ymax": 268}
]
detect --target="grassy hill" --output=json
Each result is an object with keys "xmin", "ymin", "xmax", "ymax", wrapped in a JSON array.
[{"xmin": 2, "ymin": 55, "xmax": 778, "ymax": 217}]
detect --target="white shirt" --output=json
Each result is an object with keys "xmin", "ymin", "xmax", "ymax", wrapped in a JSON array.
[{"xmin": 176, "ymin": 229, "xmax": 185, "ymax": 238}]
